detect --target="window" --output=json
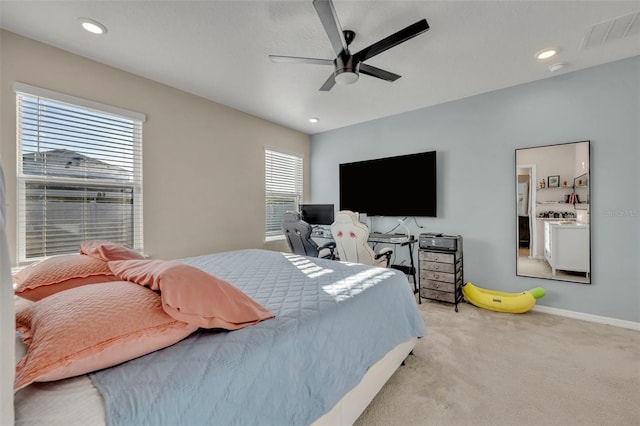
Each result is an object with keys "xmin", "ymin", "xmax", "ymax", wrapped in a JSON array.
[
  {"xmin": 265, "ymin": 148, "xmax": 303, "ymax": 240},
  {"xmin": 14, "ymin": 83, "xmax": 145, "ymax": 263}
]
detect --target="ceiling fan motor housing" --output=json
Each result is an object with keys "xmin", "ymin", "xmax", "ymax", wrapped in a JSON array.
[{"xmin": 334, "ymin": 53, "xmax": 360, "ymax": 84}]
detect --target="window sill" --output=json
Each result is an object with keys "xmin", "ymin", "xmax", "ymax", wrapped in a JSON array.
[{"xmin": 265, "ymin": 235, "xmax": 286, "ymax": 243}]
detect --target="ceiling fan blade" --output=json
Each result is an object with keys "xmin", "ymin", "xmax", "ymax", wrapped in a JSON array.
[
  {"xmin": 359, "ymin": 63, "xmax": 401, "ymax": 82},
  {"xmin": 353, "ymin": 19, "xmax": 429, "ymax": 63},
  {"xmin": 269, "ymin": 55, "xmax": 334, "ymax": 66},
  {"xmin": 319, "ymin": 73, "xmax": 336, "ymax": 91},
  {"xmin": 313, "ymin": 0, "xmax": 348, "ymax": 55}
]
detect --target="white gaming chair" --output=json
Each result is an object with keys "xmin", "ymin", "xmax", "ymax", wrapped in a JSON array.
[{"xmin": 330, "ymin": 210, "xmax": 392, "ymax": 267}]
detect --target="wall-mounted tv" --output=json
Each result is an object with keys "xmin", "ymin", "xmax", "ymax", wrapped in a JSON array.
[{"xmin": 339, "ymin": 151, "xmax": 437, "ymax": 217}]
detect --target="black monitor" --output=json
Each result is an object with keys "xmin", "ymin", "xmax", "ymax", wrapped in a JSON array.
[{"xmin": 299, "ymin": 204, "xmax": 335, "ymax": 225}]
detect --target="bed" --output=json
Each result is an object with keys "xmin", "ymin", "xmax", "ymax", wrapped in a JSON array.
[{"xmin": 14, "ymin": 249, "xmax": 426, "ymax": 425}]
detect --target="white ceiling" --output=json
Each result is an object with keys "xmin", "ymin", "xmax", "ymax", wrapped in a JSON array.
[{"xmin": 1, "ymin": 1, "xmax": 639, "ymax": 135}]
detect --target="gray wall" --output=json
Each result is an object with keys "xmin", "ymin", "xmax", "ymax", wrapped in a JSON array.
[{"xmin": 310, "ymin": 56, "xmax": 640, "ymax": 322}]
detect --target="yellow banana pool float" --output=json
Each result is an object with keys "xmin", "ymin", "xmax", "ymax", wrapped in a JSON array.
[{"xmin": 462, "ymin": 282, "xmax": 545, "ymax": 314}]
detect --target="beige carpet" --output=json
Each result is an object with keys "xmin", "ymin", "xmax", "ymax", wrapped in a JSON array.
[{"xmin": 355, "ymin": 300, "xmax": 640, "ymax": 426}]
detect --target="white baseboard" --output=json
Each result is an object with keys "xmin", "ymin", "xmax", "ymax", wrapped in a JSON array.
[{"xmin": 532, "ymin": 305, "xmax": 640, "ymax": 331}]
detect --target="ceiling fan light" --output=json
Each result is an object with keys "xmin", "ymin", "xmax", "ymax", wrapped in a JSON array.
[{"xmin": 335, "ymin": 71, "xmax": 359, "ymax": 85}]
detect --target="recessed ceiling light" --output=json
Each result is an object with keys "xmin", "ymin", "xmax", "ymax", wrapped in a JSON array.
[
  {"xmin": 536, "ymin": 48, "xmax": 558, "ymax": 60},
  {"xmin": 79, "ymin": 18, "xmax": 107, "ymax": 35},
  {"xmin": 309, "ymin": 117, "xmax": 319, "ymax": 123}
]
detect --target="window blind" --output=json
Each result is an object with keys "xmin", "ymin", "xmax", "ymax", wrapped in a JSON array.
[
  {"xmin": 14, "ymin": 84, "xmax": 144, "ymax": 263},
  {"xmin": 265, "ymin": 149, "xmax": 303, "ymax": 240}
]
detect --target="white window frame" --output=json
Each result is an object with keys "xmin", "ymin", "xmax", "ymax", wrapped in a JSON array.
[
  {"xmin": 265, "ymin": 148, "xmax": 303, "ymax": 241},
  {"xmin": 14, "ymin": 83, "xmax": 145, "ymax": 263}
]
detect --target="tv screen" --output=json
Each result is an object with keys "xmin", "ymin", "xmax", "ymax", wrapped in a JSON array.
[
  {"xmin": 339, "ymin": 151, "xmax": 437, "ymax": 217},
  {"xmin": 300, "ymin": 204, "xmax": 335, "ymax": 225}
]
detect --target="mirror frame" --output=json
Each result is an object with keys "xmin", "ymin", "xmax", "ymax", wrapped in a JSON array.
[{"xmin": 515, "ymin": 141, "xmax": 591, "ymax": 284}]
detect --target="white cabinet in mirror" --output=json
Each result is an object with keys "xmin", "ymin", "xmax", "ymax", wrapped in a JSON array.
[{"xmin": 515, "ymin": 141, "xmax": 591, "ymax": 284}]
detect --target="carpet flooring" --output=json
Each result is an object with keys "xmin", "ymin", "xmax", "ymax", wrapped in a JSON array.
[{"xmin": 354, "ymin": 300, "xmax": 640, "ymax": 426}]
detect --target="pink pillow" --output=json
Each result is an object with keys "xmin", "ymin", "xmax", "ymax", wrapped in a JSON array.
[
  {"xmin": 80, "ymin": 241, "xmax": 144, "ymax": 261},
  {"xmin": 14, "ymin": 281, "xmax": 198, "ymax": 391},
  {"xmin": 108, "ymin": 259, "xmax": 275, "ymax": 329},
  {"xmin": 14, "ymin": 254, "xmax": 119, "ymax": 301}
]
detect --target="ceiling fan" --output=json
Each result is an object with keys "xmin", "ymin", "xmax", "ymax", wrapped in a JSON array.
[{"xmin": 269, "ymin": 0, "xmax": 429, "ymax": 91}]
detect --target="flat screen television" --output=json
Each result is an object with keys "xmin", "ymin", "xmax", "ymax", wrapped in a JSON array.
[
  {"xmin": 339, "ymin": 151, "xmax": 437, "ymax": 217},
  {"xmin": 299, "ymin": 204, "xmax": 335, "ymax": 225}
]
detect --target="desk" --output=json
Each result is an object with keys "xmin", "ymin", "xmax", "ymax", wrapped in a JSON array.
[
  {"xmin": 313, "ymin": 230, "xmax": 419, "ymax": 303},
  {"xmin": 368, "ymin": 234, "xmax": 419, "ymax": 302}
]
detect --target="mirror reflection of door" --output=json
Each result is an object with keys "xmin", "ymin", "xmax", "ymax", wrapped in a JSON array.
[
  {"xmin": 515, "ymin": 141, "xmax": 590, "ymax": 284},
  {"xmin": 517, "ymin": 168, "xmax": 533, "ymax": 258},
  {"xmin": 517, "ymin": 181, "xmax": 528, "ymax": 215}
]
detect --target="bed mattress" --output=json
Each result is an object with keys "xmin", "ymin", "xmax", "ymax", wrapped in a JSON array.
[{"xmin": 16, "ymin": 249, "xmax": 426, "ymax": 425}]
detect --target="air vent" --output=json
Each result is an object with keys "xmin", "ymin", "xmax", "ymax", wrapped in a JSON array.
[{"xmin": 582, "ymin": 10, "xmax": 640, "ymax": 49}]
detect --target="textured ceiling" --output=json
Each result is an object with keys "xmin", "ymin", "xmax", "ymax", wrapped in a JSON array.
[{"xmin": 1, "ymin": 1, "xmax": 639, "ymax": 135}]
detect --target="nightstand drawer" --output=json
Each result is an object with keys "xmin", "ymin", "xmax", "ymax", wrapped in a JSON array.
[
  {"xmin": 420, "ymin": 288, "xmax": 456, "ymax": 303},
  {"xmin": 420, "ymin": 260, "xmax": 455, "ymax": 273},
  {"xmin": 421, "ymin": 280, "xmax": 455, "ymax": 293},
  {"xmin": 422, "ymin": 270, "xmax": 459, "ymax": 283},
  {"xmin": 422, "ymin": 251, "xmax": 454, "ymax": 264}
]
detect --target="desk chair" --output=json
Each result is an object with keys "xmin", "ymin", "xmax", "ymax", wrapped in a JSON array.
[
  {"xmin": 330, "ymin": 210, "xmax": 392, "ymax": 267},
  {"xmin": 282, "ymin": 211, "xmax": 336, "ymax": 259}
]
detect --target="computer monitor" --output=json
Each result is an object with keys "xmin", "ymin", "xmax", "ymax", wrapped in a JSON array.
[{"xmin": 299, "ymin": 204, "xmax": 335, "ymax": 226}]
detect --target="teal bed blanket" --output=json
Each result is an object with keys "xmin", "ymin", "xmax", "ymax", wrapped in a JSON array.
[{"xmin": 90, "ymin": 249, "xmax": 426, "ymax": 426}]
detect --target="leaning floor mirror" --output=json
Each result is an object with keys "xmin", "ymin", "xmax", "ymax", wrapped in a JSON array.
[{"xmin": 515, "ymin": 141, "xmax": 591, "ymax": 284}]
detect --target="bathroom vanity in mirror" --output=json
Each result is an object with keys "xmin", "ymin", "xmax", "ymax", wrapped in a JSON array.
[{"xmin": 544, "ymin": 221, "xmax": 590, "ymax": 279}]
